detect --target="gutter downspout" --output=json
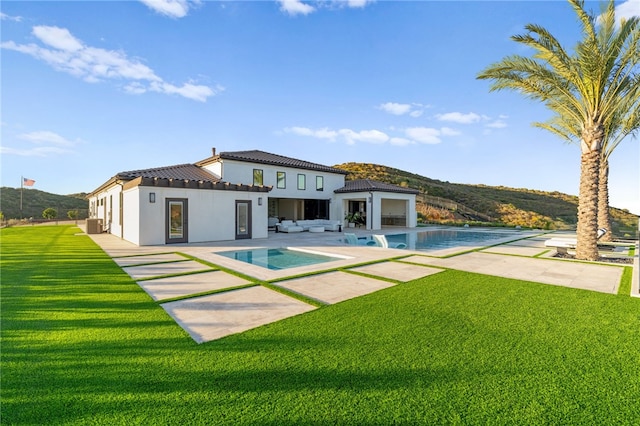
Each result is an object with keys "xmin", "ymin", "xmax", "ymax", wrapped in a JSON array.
[{"xmin": 116, "ymin": 180, "xmax": 124, "ymax": 239}]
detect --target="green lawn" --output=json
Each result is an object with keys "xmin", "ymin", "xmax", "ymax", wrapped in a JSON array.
[{"xmin": 2, "ymin": 226, "xmax": 639, "ymax": 425}]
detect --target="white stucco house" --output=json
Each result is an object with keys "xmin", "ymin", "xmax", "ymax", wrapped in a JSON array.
[{"xmin": 87, "ymin": 149, "xmax": 418, "ymax": 245}]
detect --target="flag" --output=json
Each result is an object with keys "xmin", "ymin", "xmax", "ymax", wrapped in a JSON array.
[{"xmin": 23, "ymin": 177, "xmax": 35, "ymax": 187}]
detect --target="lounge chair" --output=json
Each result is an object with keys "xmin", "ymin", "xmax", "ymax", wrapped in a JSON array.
[
  {"xmin": 544, "ymin": 228, "xmax": 608, "ymax": 254},
  {"xmin": 372, "ymin": 234, "xmax": 407, "ymax": 249},
  {"xmin": 344, "ymin": 233, "xmax": 376, "ymax": 246}
]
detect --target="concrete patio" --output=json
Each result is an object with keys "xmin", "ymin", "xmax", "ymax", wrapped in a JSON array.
[{"xmin": 85, "ymin": 225, "xmax": 638, "ymax": 343}]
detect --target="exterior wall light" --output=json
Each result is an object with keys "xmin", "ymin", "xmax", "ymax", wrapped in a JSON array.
[
  {"xmin": 149, "ymin": 192, "xmax": 156, "ymax": 203},
  {"xmin": 258, "ymin": 197, "xmax": 263, "ymax": 206}
]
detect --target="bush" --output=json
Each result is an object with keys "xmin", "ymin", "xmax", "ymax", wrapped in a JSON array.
[{"xmin": 42, "ymin": 208, "xmax": 57, "ymax": 219}]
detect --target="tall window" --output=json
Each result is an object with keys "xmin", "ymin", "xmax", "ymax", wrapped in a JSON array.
[
  {"xmin": 316, "ymin": 176, "xmax": 324, "ymax": 191},
  {"xmin": 297, "ymin": 174, "xmax": 306, "ymax": 190},
  {"xmin": 253, "ymin": 169, "xmax": 263, "ymax": 186},
  {"xmin": 277, "ymin": 171, "xmax": 286, "ymax": 189}
]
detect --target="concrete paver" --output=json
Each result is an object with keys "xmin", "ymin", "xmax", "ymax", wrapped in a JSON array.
[
  {"xmin": 113, "ymin": 253, "xmax": 188, "ymax": 267},
  {"xmin": 161, "ymin": 286, "xmax": 316, "ymax": 343},
  {"xmin": 401, "ymin": 252, "xmax": 623, "ymax": 294},
  {"xmin": 349, "ymin": 261, "xmax": 443, "ymax": 282},
  {"xmin": 481, "ymin": 246, "xmax": 548, "ymax": 256},
  {"xmin": 138, "ymin": 270, "xmax": 253, "ymax": 301},
  {"xmin": 123, "ymin": 260, "xmax": 214, "ymax": 280},
  {"xmin": 274, "ymin": 271, "xmax": 396, "ymax": 304},
  {"xmin": 84, "ymin": 226, "xmax": 636, "ymax": 342}
]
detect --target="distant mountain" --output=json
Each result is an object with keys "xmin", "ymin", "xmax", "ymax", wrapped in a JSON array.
[
  {"xmin": 334, "ymin": 162, "xmax": 638, "ymax": 238},
  {"xmin": 0, "ymin": 187, "xmax": 89, "ymax": 220}
]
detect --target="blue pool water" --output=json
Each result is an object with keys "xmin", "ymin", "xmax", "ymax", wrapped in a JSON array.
[
  {"xmin": 217, "ymin": 248, "xmax": 343, "ymax": 270},
  {"xmin": 384, "ymin": 229, "xmax": 516, "ymax": 251}
]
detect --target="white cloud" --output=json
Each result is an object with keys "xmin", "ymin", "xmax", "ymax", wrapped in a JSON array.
[
  {"xmin": 32, "ymin": 26, "xmax": 83, "ymax": 51},
  {"xmin": 345, "ymin": 0, "xmax": 374, "ymax": 8},
  {"xmin": 378, "ymin": 101, "xmax": 428, "ymax": 117},
  {"xmin": 339, "ymin": 129, "xmax": 389, "ymax": 145},
  {"xmin": 379, "ymin": 102, "xmax": 412, "ymax": 115},
  {"xmin": 440, "ymin": 127, "xmax": 461, "ymax": 136},
  {"xmin": 139, "ymin": 0, "xmax": 199, "ymax": 18},
  {"xmin": 486, "ymin": 120, "xmax": 507, "ymax": 129},
  {"xmin": 615, "ymin": 0, "xmax": 640, "ymax": 21},
  {"xmin": 283, "ymin": 123, "xmax": 463, "ymax": 146},
  {"xmin": 598, "ymin": 0, "xmax": 640, "ymax": 25},
  {"xmin": 1, "ymin": 12, "xmax": 22, "ymax": 22},
  {"xmin": 435, "ymin": 112, "xmax": 481, "ymax": 124},
  {"xmin": 3, "ymin": 130, "xmax": 79, "ymax": 157},
  {"xmin": 278, "ymin": 0, "xmax": 316, "ymax": 16},
  {"xmin": 18, "ymin": 131, "xmax": 76, "ymax": 147},
  {"xmin": 404, "ymin": 127, "xmax": 442, "ymax": 144},
  {"xmin": 389, "ymin": 137, "xmax": 414, "ymax": 146},
  {"xmin": 0, "ymin": 146, "xmax": 70, "ymax": 157},
  {"xmin": 284, "ymin": 126, "xmax": 338, "ymax": 141},
  {"xmin": 278, "ymin": 0, "xmax": 374, "ymax": 16},
  {"xmin": 1, "ymin": 26, "xmax": 219, "ymax": 102}
]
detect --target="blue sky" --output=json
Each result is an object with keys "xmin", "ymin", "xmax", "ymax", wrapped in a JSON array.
[{"xmin": 2, "ymin": 0, "xmax": 639, "ymax": 214}]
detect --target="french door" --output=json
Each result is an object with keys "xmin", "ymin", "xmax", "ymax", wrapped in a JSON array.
[{"xmin": 166, "ymin": 198, "xmax": 188, "ymax": 244}]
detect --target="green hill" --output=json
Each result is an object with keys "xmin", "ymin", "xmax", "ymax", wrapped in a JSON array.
[
  {"xmin": 0, "ymin": 187, "xmax": 89, "ymax": 220},
  {"xmin": 334, "ymin": 162, "xmax": 638, "ymax": 238}
]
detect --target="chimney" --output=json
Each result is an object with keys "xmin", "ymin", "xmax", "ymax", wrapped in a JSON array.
[{"xmin": 212, "ymin": 147, "xmax": 216, "ymax": 156}]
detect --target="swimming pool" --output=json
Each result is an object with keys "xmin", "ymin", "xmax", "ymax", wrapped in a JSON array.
[
  {"xmin": 384, "ymin": 229, "xmax": 519, "ymax": 251},
  {"xmin": 216, "ymin": 247, "xmax": 346, "ymax": 270}
]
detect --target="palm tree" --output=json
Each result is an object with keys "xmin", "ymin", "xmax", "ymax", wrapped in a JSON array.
[
  {"xmin": 477, "ymin": 0, "xmax": 640, "ymax": 260},
  {"xmin": 539, "ymin": 104, "xmax": 640, "ymax": 242}
]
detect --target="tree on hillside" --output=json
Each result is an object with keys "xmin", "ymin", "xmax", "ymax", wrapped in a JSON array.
[
  {"xmin": 477, "ymin": 0, "xmax": 640, "ymax": 260},
  {"xmin": 42, "ymin": 208, "xmax": 57, "ymax": 220}
]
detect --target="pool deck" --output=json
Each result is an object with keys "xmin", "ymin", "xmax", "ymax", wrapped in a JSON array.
[{"xmin": 86, "ymin": 226, "xmax": 638, "ymax": 343}]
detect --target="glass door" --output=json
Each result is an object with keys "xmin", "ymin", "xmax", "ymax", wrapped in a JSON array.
[
  {"xmin": 166, "ymin": 198, "xmax": 188, "ymax": 244},
  {"xmin": 235, "ymin": 200, "xmax": 251, "ymax": 239}
]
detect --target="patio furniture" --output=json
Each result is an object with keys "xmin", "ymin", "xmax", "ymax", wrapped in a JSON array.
[
  {"xmin": 277, "ymin": 220, "xmax": 304, "ymax": 233},
  {"xmin": 309, "ymin": 226, "xmax": 325, "ymax": 233},
  {"xmin": 296, "ymin": 219, "xmax": 342, "ymax": 232},
  {"xmin": 344, "ymin": 233, "xmax": 376, "ymax": 246},
  {"xmin": 372, "ymin": 234, "xmax": 407, "ymax": 249},
  {"xmin": 268, "ymin": 217, "xmax": 279, "ymax": 231},
  {"xmin": 544, "ymin": 228, "xmax": 608, "ymax": 254}
]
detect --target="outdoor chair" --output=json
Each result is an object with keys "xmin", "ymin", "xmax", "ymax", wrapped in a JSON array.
[
  {"xmin": 372, "ymin": 234, "xmax": 407, "ymax": 249},
  {"xmin": 344, "ymin": 233, "xmax": 376, "ymax": 246}
]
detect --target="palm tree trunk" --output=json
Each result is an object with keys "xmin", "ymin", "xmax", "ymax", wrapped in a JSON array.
[
  {"xmin": 597, "ymin": 160, "xmax": 613, "ymax": 242},
  {"xmin": 575, "ymin": 147, "xmax": 600, "ymax": 261}
]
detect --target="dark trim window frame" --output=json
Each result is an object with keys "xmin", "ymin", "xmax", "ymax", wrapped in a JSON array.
[
  {"xmin": 297, "ymin": 174, "xmax": 306, "ymax": 190},
  {"xmin": 277, "ymin": 171, "xmax": 286, "ymax": 189},
  {"xmin": 316, "ymin": 176, "xmax": 324, "ymax": 191},
  {"xmin": 253, "ymin": 169, "xmax": 263, "ymax": 186}
]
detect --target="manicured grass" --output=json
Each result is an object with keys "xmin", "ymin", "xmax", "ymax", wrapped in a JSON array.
[{"xmin": 2, "ymin": 226, "xmax": 640, "ymax": 425}]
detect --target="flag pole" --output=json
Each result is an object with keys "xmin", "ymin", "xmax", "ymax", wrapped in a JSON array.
[{"xmin": 20, "ymin": 176, "xmax": 23, "ymax": 219}]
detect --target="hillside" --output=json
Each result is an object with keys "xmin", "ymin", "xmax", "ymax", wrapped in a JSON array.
[
  {"xmin": 335, "ymin": 162, "xmax": 638, "ymax": 238},
  {"xmin": 0, "ymin": 187, "xmax": 89, "ymax": 220}
]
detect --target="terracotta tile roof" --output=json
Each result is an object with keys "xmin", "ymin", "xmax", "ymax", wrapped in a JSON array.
[
  {"xmin": 334, "ymin": 179, "xmax": 419, "ymax": 194},
  {"xmin": 116, "ymin": 164, "xmax": 221, "ymax": 182},
  {"xmin": 199, "ymin": 150, "xmax": 348, "ymax": 175}
]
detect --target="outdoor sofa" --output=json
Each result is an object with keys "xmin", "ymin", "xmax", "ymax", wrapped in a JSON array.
[
  {"xmin": 295, "ymin": 219, "xmax": 342, "ymax": 232},
  {"xmin": 276, "ymin": 219, "xmax": 342, "ymax": 233}
]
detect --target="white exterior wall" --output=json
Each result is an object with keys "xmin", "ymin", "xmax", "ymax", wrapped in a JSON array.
[
  {"xmin": 135, "ymin": 186, "xmax": 268, "ymax": 246},
  {"xmin": 212, "ymin": 159, "xmax": 345, "ymax": 200},
  {"xmin": 88, "ymin": 184, "xmax": 123, "ymax": 237},
  {"xmin": 91, "ymin": 183, "xmax": 268, "ymax": 246},
  {"xmin": 122, "ymin": 188, "xmax": 140, "ymax": 245}
]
